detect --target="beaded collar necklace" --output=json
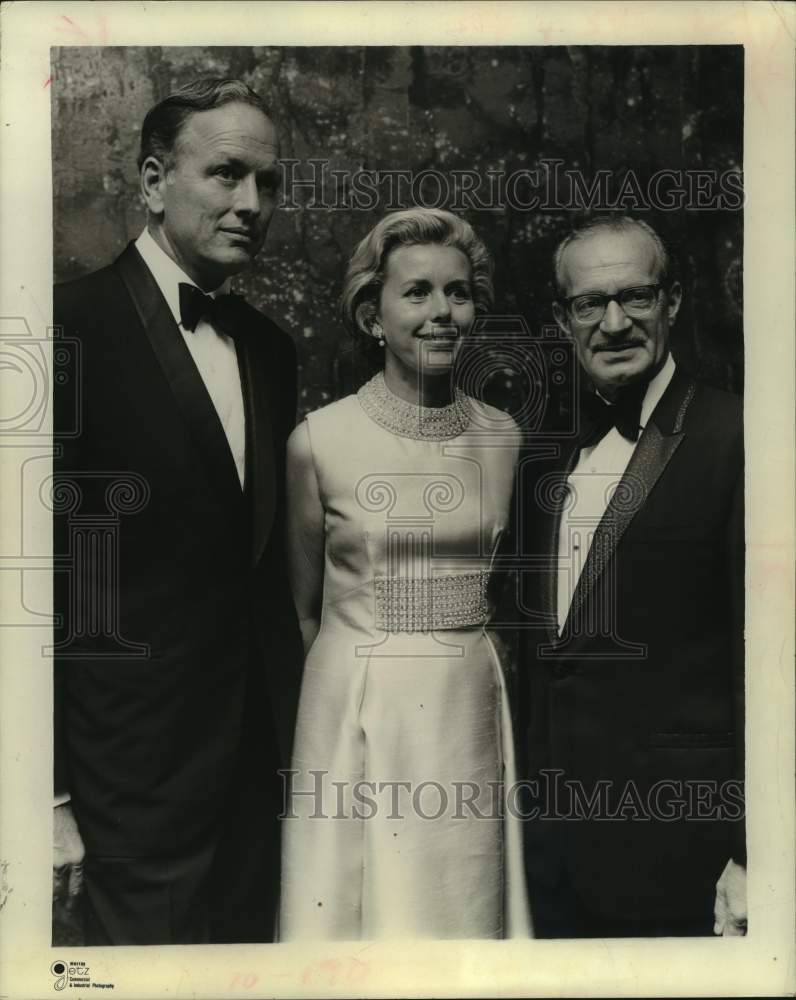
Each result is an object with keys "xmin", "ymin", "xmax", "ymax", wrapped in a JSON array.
[{"xmin": 357, "ymin": 372, "xmax": 471, "ymax": 441}]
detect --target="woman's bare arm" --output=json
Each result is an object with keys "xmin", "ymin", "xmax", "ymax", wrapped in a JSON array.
[{"xmin": 286, "ymin": 421, "xmax": 325, "ymax": 656}]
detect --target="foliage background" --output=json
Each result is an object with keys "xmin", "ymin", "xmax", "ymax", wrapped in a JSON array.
[
  {"xmin": 53, "ymin": 45, "xmax": 743, "ymax": 419},
  {"xmin": 51, "ymin": 44, "xmax": 743, "ymax": 945}
]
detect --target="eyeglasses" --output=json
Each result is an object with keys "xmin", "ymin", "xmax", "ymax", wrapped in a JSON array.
[{"xmin": 560, "ymin": 284, "xmax": 665, "ymax": 323}]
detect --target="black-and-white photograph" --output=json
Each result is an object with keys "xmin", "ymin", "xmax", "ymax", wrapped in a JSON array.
[
  {"xmin": 1, "ymin": 3, "xmax": 794, "ymax": 998},
  {"xmin": 50, "ymin": 40, "xmax": 748, "ymax": 947}
]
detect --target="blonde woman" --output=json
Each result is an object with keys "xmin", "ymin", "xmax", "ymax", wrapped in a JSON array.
[{"xmin": 279, "ymin": 208, "xmax": 531, "ymax": 940}]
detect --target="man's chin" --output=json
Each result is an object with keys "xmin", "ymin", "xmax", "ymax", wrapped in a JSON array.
[
  {"xmin": 203, "ymin": 248, "xmax": 256, "ymax": 282},
  {"xmin": 221, "ymin": 247, "xmax": 256, "ymax": 265},
  {"xmin": 592, "ymin": 358, "xmax": 652, "ymax": 394}
]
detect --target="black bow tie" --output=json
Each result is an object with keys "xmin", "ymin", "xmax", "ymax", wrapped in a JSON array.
[
  {"xmin": 178, "ymin": 283, "xmax": 243, "ymax": 341},
  {"xmin": 578, "ymin": 382, "xmax": 647, "ymax": 447}
]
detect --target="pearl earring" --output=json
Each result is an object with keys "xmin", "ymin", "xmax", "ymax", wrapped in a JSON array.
[{"xmin": 373, "ymin": 322, "xmax": 385, "ymax": 348}]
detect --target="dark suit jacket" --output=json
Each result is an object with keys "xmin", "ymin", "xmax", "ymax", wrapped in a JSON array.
[
  {"xmin": 519, "ymin": 367, "xmax": 744, "ymax": 925},
  {"xmin": 53, "ymin": 242, "xmax": 303, "ymax": 859}
]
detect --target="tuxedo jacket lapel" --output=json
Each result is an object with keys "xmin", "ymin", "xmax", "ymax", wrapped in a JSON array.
[
  {"xmin": 115, "ymin": 243, "xmax": 247, "ymax": 525},
  {"xmin": 564, "ymin": 369, "xmax": 696, "ymax": 632},
  {"xmin": 236, "ymin": 318, "xmax": 276, "ymax": 567},
  {"xmin": 539, "ymin": 449, "xmax": 579, "ymax": 646}
]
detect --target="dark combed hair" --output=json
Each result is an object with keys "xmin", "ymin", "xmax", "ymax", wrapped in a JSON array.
[{"xmin": 137, "ymin": 77, "xmax": 270, "ymax": 170}]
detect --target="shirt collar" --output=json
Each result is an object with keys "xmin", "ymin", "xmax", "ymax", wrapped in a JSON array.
[
  {"xmin": 134, "ymin": 228, "xmax": 231, "ymax": 328},
  {"xmin": 639, "ymin": 353, "xmax": 676, "ymax": 429},
  {"xmin": 594, "ymin": 352, "xmax": 675, "ymax": 431}
]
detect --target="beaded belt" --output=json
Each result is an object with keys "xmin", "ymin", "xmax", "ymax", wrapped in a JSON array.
[{"xmin": 373, "ymin": 570, "xmax": 490, "ymax": 633}]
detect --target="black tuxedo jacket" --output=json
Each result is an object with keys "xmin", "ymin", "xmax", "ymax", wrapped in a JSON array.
[
  {"xmin": 519, "ymin": 368, "xmax": 744, "ymax": 925},
  {"xmin": 53, "ymin": 243, "xmax": 303, "ymax": 859}
]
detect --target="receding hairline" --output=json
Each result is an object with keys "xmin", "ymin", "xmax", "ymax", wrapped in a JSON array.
[
  {"xmin": 166, "ymin": 101, "xmax": 278, "ymax": 161},
  {"xmin": 137, "ymin": 76, "xmax": 278, "ymax": 173},
  {"xmin": 554, "ymin": 219, "xmax": 669, "ymax": 297}
]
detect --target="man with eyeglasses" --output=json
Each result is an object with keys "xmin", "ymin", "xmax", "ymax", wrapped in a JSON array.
[{"xmin": 518, "ymin": 215, "xmax": 745, "ymax": 938}]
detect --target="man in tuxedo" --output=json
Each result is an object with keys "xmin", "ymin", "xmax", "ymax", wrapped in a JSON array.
[
  {"xmin": 519, "ymin": 216, "xmax": 746, "ymax": 937},
  {"xmin": 52, "ymin": 78, "xmax": 302, "ymax": 944}
]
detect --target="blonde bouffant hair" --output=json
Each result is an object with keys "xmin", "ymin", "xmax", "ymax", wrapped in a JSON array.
[{"xmin": 340, "ymin": 208, "xmax": 494, "ymax": 342}]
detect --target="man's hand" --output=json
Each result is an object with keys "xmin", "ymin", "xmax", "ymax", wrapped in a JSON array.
[
  {"xmin": 53, "ymin": 802, "xmax": 85, "ymax": 906},
  {"xmin": 713, "ymin": 857, "xmax": 747, "ymax": 935}
]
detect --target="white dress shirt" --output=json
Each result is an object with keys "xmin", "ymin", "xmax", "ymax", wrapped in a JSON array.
[
  {"xmin": 134, "ymin": 229, "xmax": 246, "ymax": 488},
  {"xmin": 556, "ymin": 354, "xmax": 676, "ymax": 633}
]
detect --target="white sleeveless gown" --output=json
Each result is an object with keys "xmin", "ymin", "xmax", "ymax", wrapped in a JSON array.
[{"xmin": 279, "ymin": 376, "xmax": 532, "ymax": 940}]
